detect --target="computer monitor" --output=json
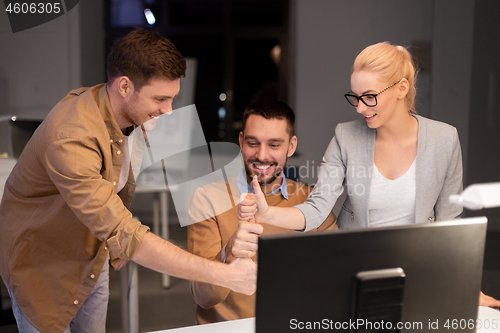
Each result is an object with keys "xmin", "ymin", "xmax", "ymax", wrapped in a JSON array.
[{"xmin": 255, "ymin": 217, "xmax": 487, "ymax": 333}]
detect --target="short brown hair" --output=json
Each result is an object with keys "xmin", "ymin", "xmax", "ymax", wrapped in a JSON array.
[
  {"xmin": 242, "ymin": 99, "xmax": 295, "ymax": 137},
  {"xmin": 107, "ymin": 28, "xmax": 186, "ymax": 90}
]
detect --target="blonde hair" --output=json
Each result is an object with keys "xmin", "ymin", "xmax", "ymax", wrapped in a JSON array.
[{"xmin": 352, "ymin": 42, "xmax": 418, "ymax": 114}]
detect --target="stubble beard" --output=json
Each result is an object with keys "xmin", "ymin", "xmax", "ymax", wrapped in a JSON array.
[{"xmin": 244, "ymin": 157, "xmax": 287, "ymax": 186}]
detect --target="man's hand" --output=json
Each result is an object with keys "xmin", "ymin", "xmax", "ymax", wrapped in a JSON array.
[
  {"xmin": 479, "ymin": 291, "xmax": 500, "ymax": 309},
  {"xmin": 132, "ymin": 232, "xmax": 256, "ymax": 295},
  {"xmin": 237, "ymin": 176, "xmax": 269, "ymax": 223},
  {"xmin": 226, "ymin": 257, "xmax": 257, "ymax": 295},
  {"xmin": 226, "ymin": 220, "xmax": 264, "ymax": 259}
]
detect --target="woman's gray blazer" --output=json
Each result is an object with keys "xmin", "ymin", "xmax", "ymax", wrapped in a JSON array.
[{"xmin": 295, "ymin": 115, "xmax": 463, "ymax": 231}]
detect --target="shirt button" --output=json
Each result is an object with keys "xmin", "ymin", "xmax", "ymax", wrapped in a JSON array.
[
  {"xmin": 117, "ymin": 150, "xmax": 121, "ymax": 155},
  {"xmin": 112, "ymin": 181, "xmax": 117, "ymax": 186},
  {"xmin": 90, "ymin": 274, "xmax": 95, "ymax": 279},
  {"xmin": 74, "ymin": 300, "xmax": 79, "ymax": 305},
  {"xmin": 110, "ymin": 139, "xmax": 113, "ymax": 143},
  {"xmin": 104, "ymin": 246, "xmax": 108, "ymax": 251},
  {"xmin": 118, "ymin": 139, "xmax": 123, "ymax": 143}
]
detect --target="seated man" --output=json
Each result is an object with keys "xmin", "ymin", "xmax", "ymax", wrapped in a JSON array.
[{"xmin": 187, "ymin": 99, "xmax": 337, "ymax": 324}]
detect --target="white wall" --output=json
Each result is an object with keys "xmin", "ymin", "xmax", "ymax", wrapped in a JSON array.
[
  {"xmin": 0, "ymin": 2, "xmax": 105, "ymax": 121},
  {"xmin": 0, "ymin": 7, "xmax": 80, "ymax": 120}
]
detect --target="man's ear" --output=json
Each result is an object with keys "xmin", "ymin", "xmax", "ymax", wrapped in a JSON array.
[
  {"xmin": 287, "ymin": 135, "xmax": 297, "ymax": 158},
  {"xmin": 117, "ymin": 76, "xmax": 134, "ymax": 98},
  {"xmin": 239, "ymin": 131, "xmax": 244, "ymax": 149}
]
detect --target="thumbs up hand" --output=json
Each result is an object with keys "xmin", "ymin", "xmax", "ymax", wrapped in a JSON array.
[{"xmin": 237, "ymin": 176, "xmax": 269, "ymax": 223}]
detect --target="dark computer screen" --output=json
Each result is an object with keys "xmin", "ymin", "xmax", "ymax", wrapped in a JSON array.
[{"xmin": 256, "ymin": 217, "xmax": 487, "ymax": 332}]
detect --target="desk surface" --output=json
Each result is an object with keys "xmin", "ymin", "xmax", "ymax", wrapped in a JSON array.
[
  {"xmin": 477, "ymin": 306, "xmax": 500, "ymax": 333},
  {"xmin": 149, "ymin": 307, "xmax": 500, "ymax": 333},
  {"xmin": 149, "ymin": 318, "xmax": 254, "ymax": 333}
]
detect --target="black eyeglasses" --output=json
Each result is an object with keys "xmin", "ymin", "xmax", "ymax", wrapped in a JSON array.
[{"xmin": 344, "ymin": 81, "xmax": 400, "ymax": 107}]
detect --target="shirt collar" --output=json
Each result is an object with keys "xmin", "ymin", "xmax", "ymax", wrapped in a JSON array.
[
  {"xmin": 235, "ymin": 169, "xmax": 289, "ymax": 200},
  {"xmin": 99, "ymin": 84, "xmax": 135, "ymax": 143}
]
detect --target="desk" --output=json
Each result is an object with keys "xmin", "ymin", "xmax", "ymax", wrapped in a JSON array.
[
  {"xmin": 149, "ymin": 318, "xmax": 254, "ymax": 333},
  {"xmin": 148, "ymin": 308, "xmax": 500, "ymax": 333},
  {"xmin": 477, "ymin": 307, "xmax": 500, "ymax": 333}
]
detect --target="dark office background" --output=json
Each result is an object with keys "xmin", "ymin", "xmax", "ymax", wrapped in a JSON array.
[{"xmin": 105, "ymin": 0, "xmax": 289, "ymax": 144}]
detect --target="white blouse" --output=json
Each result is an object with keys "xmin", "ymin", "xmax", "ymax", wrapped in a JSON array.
[{"xmin": 368, "ymin": 159, "xmax": 417, "ymax": 227}]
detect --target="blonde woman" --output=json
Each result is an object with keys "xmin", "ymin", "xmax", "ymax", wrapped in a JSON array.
[{"xmin": 238, "ymin": 41, "xmax": 499, "ymax": 307}]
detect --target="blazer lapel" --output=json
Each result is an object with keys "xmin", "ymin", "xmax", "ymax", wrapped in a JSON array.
[
  {"xmin": 359, "ymin": 126, "xmax": 376, "ymax": 227},
  {"xmin": 415, "ymin": 115, "xmax": 433, "ymax": 223}
]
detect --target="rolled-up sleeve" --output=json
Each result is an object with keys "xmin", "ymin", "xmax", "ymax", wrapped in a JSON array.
[{"xmin": 43, "ymin": 137, "xmax": 149, "ymax": 260}]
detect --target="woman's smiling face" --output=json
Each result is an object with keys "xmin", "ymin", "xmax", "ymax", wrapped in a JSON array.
[{"xmin": 350, "ymin": 70, "xmax": 401, "ymax": 129}]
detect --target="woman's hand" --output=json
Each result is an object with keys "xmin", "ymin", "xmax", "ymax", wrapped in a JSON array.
[
  {"xmin": 479, "ymin": 291, "xmax": 500, "ymax": 309},
  {"xmin": 237, "ymin": 176, "xmax": 269, "ymax": 223}
]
